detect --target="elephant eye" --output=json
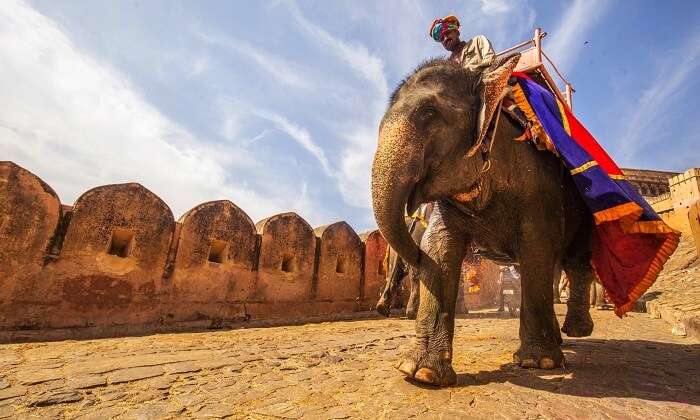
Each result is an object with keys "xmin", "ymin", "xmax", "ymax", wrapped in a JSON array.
[{"xmin": 420, "ymin": 106, "xmax": 438, "ymax": 122}]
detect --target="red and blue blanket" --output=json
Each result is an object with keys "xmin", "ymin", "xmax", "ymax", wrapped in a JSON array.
[{"xmin": 511, "ymin": 72, "xmax": 680, "ymax": 316}]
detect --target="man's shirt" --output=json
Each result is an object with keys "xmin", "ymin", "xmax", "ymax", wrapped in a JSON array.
[{"xmin": 451, "ymin": 35, "xmax": 496, "ymax": 71}]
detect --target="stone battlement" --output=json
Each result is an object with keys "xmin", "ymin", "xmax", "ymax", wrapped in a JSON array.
[
  {"xmin": 670, "ymin": 168, "xmax": 700, "ymax": 185},
  {"xmin": 648, "ymin": 167, "xmax": 700, "ymax": 235},
  {"xmin": 0, "ymin": 161, "xmax": 388, "ymax": 341}
]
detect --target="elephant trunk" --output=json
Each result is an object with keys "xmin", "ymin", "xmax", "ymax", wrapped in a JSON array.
[{"xmin": 371, "ymin": 116, "xmax": 422, "ymax": 267}]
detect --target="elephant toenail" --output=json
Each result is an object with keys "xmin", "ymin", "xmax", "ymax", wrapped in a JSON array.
[
  {"xmin": 397, "ymin": 360, "xmax": 417, "ymax": 377},
  {"xmin": 414, "ymin": 367, "xmax": 436, "ymax": 384},
  {"xmin": 539, "ymin": 357, "xmax": 555, "ymax": 369},
  {"xmin": 521, "ymin": 358, "xmax": 538, "ymax": 368}
]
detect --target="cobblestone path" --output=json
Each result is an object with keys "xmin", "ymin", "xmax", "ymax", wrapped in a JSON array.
[{"xmin": 0, "ymin": 306, "xmax": 698, "ymax": 419}]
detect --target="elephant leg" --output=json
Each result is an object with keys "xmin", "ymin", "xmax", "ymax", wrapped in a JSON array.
[
  {"xmin": 375, "ymin": 278, "xmax": 394, "ymax": 317},
  {"xmin": 552, "ymin": 261, "xmax": 562, "ymax": 304},
  {"xmin": 514, "ymin": 234, "xmax": 564, "ymax": 369},
  {"xmin": 405, "ymin": 266, "xmax": 420, "ymax": 319},
  {"xmin": 593, "ymin": 281, "xmax": 606, "ymax": 309},
  {"xmin": 497, "ymin": 276, "xmax": 505, "ymax": 312},
  {"xmin": 589, "ymin": 278, "xmax": 596, "ymax": 306},
  {"xmin": 561, "ymin": 262, "xmax": 595, "ymax": 337},
  {"xmin": 396, "ymin": 203, "xmax": 467, "ymax": 387},
  {"xmin": 376, "ymin": 250, "xmax": 404, "ymax": 317},
  {"xmin": 551, "ymin": 263, "xmax": 564, "ymax": 345}
]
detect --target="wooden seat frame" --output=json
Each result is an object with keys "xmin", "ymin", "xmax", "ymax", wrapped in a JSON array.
[{"xmin": 497, "ymin": 28, "xmax": 575, "ymax": 111}]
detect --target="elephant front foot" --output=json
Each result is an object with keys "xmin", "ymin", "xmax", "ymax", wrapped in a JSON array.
[
  {"xmin": 405, "ymin": 307, "xmax": 417, "ymax": 320},
  {"xmin": 561, "ymin": 306, "xmax": 594, "ymax": 337},
  {"xmin": 395, "ymin": 348, "xmax": 456, "ymax": 387},
  {"xmin": 513, "ymin": 342, "xmax": 564, "ymax": 369}
]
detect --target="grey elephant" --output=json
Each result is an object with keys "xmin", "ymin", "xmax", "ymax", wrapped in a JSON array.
[
  {"xmin": 376, "ymin": 203, "xmax": 433, "ymax": 319},
  {"xmin": 371, "ymin": 54, "xmax": 595, "ymax": 387}
]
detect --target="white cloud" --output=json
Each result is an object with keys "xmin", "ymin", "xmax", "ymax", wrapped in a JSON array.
[
  {"xmin": 480, "ymin": 0, "xmax": 512, "ymax": 15},
  {"xmin": 195, "ymin": 30, "xmax": 313, "ymax": 90},
  {"xmin": 0, "ymin": 0, "xmax": 552, "ymax": 232},
  {"xmin": 287, "ymin": 2, "xmax": 389, "ymax": 101},
  {"xmin": 619, "ymin": 30, "xmax": 700, "ymax": 157},
  {"xmin": 216, "ymin": 98, "xmax": 333, "ymax": 176},
  {"xmin": 254, "ymin": 110, "xmax": 333, "ymax": 176},
  {"xmin": 338, "ymin": 129, "xmax": 375, "ymax": 208},
  {"xmin": 545, "ymin": 0, "xmax": 610, "ymax": 75},
  {"xmin": 186, "ymin": 55, "xmax": 210, "ymax": 78},
  {"xmin": 0, "ymin": 0, "xmax": 309, "ymax": 222},
  {"xmin": 369, "ymin": 0, "xmax": 433, "ymax": 76},
  {"xmin": 282, "ymin": 3, "xmax": 391, "ymax": 211}
]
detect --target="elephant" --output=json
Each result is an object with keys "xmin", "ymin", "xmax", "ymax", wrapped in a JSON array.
[
  {"xmin": 376, "ymin": 203, "xmax": 433, "ymax": 319},
  {"xmin": 371, "ymin": 54, "xmax": 596, "ymax": 387},
  {"xmin": 590, "ymin": 278, "xmax": 608, "ymax": 309}
]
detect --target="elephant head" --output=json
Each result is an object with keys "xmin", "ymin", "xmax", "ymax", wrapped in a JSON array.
[{"xmin": 371, "ymin": 55, "xmax": 519, "ymax": 266}]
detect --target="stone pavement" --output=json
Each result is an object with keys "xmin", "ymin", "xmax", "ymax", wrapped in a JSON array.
[{"xmin": 0, "ymin": 306, "xmax": 698, "ymax": 419}]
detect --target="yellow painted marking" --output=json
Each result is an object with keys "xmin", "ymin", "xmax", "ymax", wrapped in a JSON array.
[
  {"xmin": 556, "ymin": 99, "xmax": 571, "ymax": 136},
  {"xmin": 570, "ymin": 161, "xmax": 598, "ymax": 175}
]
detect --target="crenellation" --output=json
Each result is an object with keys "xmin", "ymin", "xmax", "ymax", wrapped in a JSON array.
[
  {"xmin": 359, "ymin": 229, "xmax": 388, "ymax": 311},
  {"xmin": 46, "ymin": 183, "xmax": 176, "ymax": 328},
  {"xmin": 168, "ymin": 200, "xmax": 259, "ymax": 323},
  {"xmin": 0, "ymin": 163, "xmax": 59, "ymax": 331},
  {"xmin": 650, "ymin": 168, "xmax": 700, "ymax": 234},
  {"xmin": 0, "ymin": 162, "xmax": 389, "ymax": 340},
  {"xmin": 254, "ymin": 212, "xmax": 316, "ymax": 304},
  {"xmin": 314, "ymin": 222, "xmax": 363, "ymax": 303},
  {"xmin": 690, "ymin": 201, "xmax": 700, "ymax": 254},
  {"xmin": 0, "ymin": 162, "xmax": 62, "ymax": 275}
]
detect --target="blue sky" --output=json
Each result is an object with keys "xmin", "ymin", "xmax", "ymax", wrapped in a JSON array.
[{"xmin": 1, "ymin": 0, "xmax": 698, "ymax": 232}]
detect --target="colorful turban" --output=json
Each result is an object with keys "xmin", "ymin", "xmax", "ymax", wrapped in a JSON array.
[{"xmin": 429, "ymin": 15, "xmax": 460, "ymax": 42}]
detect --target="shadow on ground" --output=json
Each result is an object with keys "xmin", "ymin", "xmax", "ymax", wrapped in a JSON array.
[{"xmin": 455, "ymin": 338, "xmax": 700, "ymax": 405}]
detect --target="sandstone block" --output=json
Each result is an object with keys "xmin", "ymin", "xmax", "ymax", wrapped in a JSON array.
[
  {"xmin": 169, "ymin": 200, "xmax": 257, "ymax": 322},
  {"xmin": 314, "ymin": 222, "xmax": 362, "ymax": 302},
  {"xmin": 49, "ymin": 183, "xmax": 175, "ymax": 327},
  {"xmin": 689, "ymin": 200, "xmax": 700, "ymax": 255},
  {"xmin": 255, "ymin": 213, "xmax": 316, "ymax": 303},
  {"xmin": 0, "ymin": 162, "xmax": 61, "ymax": 301},
  {"xmin": 360, "ymin": 230, "xmax": 387, "ymax": 310}
]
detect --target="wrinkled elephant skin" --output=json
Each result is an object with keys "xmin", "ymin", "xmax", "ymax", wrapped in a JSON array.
[
  {"xmin": 376, "ymin": 205, "xmax": 432, "ymax": 319},
  {"xmin": 371, "ymin": 56, "xmax": 596, "ymax": 387}
]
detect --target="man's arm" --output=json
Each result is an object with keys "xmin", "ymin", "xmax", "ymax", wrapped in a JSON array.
[{"xmin": 474, "ymin": 34, "xmax": 495, "ymax": 67}]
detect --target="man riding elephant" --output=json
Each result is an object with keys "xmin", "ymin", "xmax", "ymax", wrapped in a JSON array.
[
  {"xmin": 429, "ymin": 15, "xmax": 495, "ymax": 71},
  {"xmin": 431, "ymin": 16, "xmax": 529, "ymax": 128}
]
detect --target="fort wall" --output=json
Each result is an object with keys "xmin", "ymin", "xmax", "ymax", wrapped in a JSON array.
[
  {"xmin": 360, "ymin": 230, "xmax": 388, "ymax": 311},
  {"xmin": 689, "ymin": 201, "xmax": 700, "ymax": 255},
  {"xmin": 0, "ymin": 161, "xmax": 388, "ymax": 341},
  {"xmin": 650, "ymin": 168, "xmax": 700, "ymax": 235},
  {"xmin": 3, "ymin": 161, "xmax": 698, "ymax": 340}
]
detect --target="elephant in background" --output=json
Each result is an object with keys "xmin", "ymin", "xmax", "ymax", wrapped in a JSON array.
[
  {"xmin": 371, "ymin": 54, "xmax": 596, "ymax": 387},
  {"xmin": 376, "ymin": 203, "xmax": 433, "ymax": 319}
]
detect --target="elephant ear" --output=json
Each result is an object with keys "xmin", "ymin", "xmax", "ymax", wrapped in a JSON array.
[{"xmin": 474, "ymin": 53, "xmax": 521, "ymax": 150}]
